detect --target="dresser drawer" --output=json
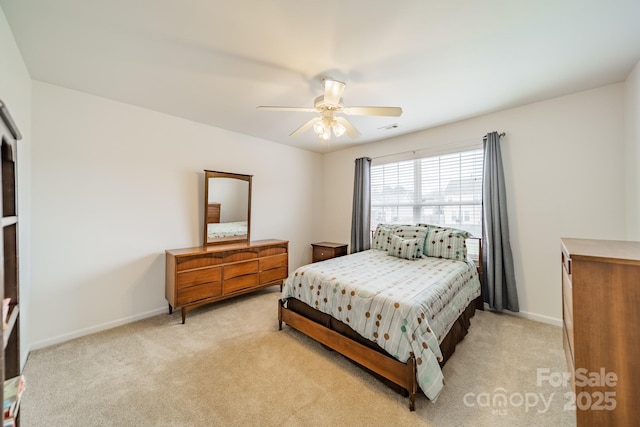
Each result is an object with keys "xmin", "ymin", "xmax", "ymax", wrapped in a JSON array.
[
  {"xmin": 177, "ymin": 267, "xmax": 222, "ymax": 289},
  {"xmin": 176, "ymin": 253, "xmax": 224, "ymax": 271},
  {"xmin": 224, "ymin": 260, "xmax": 259, "ymax": 280},
  {"xmin": 313, "ymin": 247, "xmax": 333, "ymax": 262},
  {"xmin": 219, "ymin": 250, "xmax": 257, "ymax": 264},
  {"xmin": 224, "ymin": 274, "xmax": 259, "ymax": 293},
  {"xmin": 177, "ymin": 281, "xmax": 222, "ymax": 305},
  {"xmin": 258, "ymin": 244, "xmax": 288, "ymax": 257},
  {"xmin": 260, "ymin": 253, "xmax": 288, "ymax": 271},
  {"xmin": 260, "ymin": 266, "xmax": 288, "ymax": 285}
]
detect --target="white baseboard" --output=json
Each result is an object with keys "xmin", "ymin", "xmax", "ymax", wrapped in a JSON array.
[
  {"xmin": 513, "ymin": 310, "xmax": 562, "ymax": 327},
  {"xmin": 483, "ymin": 303, "xmax": 562, "ymax": 327},
  {"xmin": 27, "ymin": 306, "xmax": 168, "ymax": 352},
  {"xmin": 25, "ymin": 303, "xmax": 562, "ymax": 356}
]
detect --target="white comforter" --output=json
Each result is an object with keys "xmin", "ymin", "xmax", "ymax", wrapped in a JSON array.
[
  {"xmin": 207, "ymin": 221, "xmax": 247, "ymax": 238},
  {"xmin": 281, "ymin": 249, "xmax": 480, "ymax": 400}
]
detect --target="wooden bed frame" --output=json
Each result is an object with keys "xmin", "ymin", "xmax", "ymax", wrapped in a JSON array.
[{"xmin": 278, "ymin": 238, "xmax": 483, "ymax": 411}]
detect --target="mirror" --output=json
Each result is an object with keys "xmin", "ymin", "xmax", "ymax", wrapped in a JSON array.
[{"xmin": 203, "ymin": 170, "xmax": 252, "ymax": 246}]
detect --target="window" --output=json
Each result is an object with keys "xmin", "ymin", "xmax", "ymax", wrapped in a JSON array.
[{"xmin": 371, "ymin": 148, "xmax": 484, "ymax": 237}]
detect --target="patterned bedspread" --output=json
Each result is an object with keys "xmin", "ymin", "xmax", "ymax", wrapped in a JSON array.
[
  {"xmin": 281, "ymin": 249, "xmax": 481, "ymax": 400},
  {"xmin": 207, "ymin": 221, "xmax": 247, "ymax": 238}
]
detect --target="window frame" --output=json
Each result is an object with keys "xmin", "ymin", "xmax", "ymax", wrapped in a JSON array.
[{"xmin": 370, "ymin": 145, "xmax": 484, "ymax": 238}]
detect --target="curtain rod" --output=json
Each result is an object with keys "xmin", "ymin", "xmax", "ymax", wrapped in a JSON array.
[
  {"xmin": 371, "ymin": 132, "xmax": 506, "ymax": 161},
  {"xmin": 487, "ymin": 132, "xmax": 506, "ymax": 138}
]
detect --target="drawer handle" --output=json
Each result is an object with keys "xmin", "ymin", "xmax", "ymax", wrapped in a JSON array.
[{"xmin": 562, "ymin": 252, "xmax": 571, "ymax": 275}]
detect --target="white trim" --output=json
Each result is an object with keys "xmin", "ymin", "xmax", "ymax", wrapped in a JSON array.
[
  {"xmin": 483, "ymin": 303, "xmax": 562, "ymax": 327},
  {"xmin": 27, "ymin": 306, "xmax": 168, "ymax": 351},
  {"xmin": 512, "ymin": 309, "xmax": 563, "ymax": 327}
]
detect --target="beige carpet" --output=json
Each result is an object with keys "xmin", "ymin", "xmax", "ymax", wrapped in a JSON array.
[{"xmin": 21, "ymin": 288, "xmax": 575, "ymax": 426}]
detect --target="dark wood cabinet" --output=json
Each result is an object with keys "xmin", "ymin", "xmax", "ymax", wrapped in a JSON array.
[
  {"xmin": 0, "ymin": 100, "xmax": 21, "ymax": 426},
  {"xmin": 311, "ymin": 242, "xmax": 348, "ymax": 263},
  {"xmin": 166, "ymin": 239, "xmax": 288, "ymax": 323}
]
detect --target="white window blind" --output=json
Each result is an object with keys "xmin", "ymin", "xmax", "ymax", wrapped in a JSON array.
[{"xmin": 371, "ymin": 148, "xmax": 484, "ymax": 238}]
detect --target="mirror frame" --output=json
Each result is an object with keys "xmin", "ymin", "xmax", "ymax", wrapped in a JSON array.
[{"xmin": 203, "ymin": 170, "xmax": 252, "ymax": 246}]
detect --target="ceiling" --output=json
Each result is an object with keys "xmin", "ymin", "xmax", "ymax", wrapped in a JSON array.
[{"xmin": 2, "ymin": 0, "xmax": 640, "ymax": 153}]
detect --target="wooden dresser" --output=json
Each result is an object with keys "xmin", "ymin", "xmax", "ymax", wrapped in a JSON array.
[
  {"xmin": 561, "ymin": 238, "xmax": 640, "ymax": 426},
  {"xmin": 166, "ymin": 239, "xmax": 288, "ymax": 323}
]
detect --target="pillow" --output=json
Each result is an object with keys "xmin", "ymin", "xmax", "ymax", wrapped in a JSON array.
[
  {"xmin": 391, "ymin": 225, "xmax": 429, "ymax": 256},
  {"xmin": 371, "ymin": 224, "xmax": 411, "ymax": 251},
  {"xmin": 415, "ymin": 223, "xmax": 434, "ymax": 228},
  {"xmin": 416, "ymin": 223, "xmax": 472, "ymax": 237},
  {"xmin": 388, "ymin": 234, "xmax": 422, "ymax": 260},
  {"xmin": 423, "ymin": 226, "xmax": 471, "ymax": 260},
  {"xmin": 371, "ymin": 223, "xmax": 397, "ymax": 251}
]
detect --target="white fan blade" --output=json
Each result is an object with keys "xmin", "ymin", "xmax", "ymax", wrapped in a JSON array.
[
  {"xmin": 323, "ymin": 79, "xmax": 346, "ymax": 105},
  {"xmin": 336, "ymin": 117, "xmax": 361, "ymax": 138},
  {"xmin": 343, "ymin": 106, "xmax": 403, "ymax": 117},
  {"xmin": 257, "ymin": 106, "xmax": 316, "ymax": 113},
  {"xmin": 290, "ymin": 117, "xmax": 321, "ymax": 137}
]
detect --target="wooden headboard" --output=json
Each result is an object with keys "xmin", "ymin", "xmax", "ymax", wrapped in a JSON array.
[
  {"xmin": 466, "ymin": 236, "xmax": 485, "ymax": 310},
  {"xmin": 207, "ymin": 203, "xmax": 221, "ymax": 224}
]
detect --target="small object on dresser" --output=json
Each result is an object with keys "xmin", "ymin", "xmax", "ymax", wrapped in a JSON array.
[
  {"xmin": 311, "ymin": 242, "xmax": 348, "ymax": 263},
  {"xmin": 3, "ymin": 375, "xmax": 25, "ymax": 424}
]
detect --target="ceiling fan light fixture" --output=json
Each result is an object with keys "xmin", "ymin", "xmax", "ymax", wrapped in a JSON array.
[
  {"xmin": 313, "ymin": 121, "xmax": 326, "ymax": 135},
  {"xmin": 332, "ymin": 121, "xmax": 346, "ymax": 137},
  {"xmin": 323, "ymin": 79, "xmax": 346, "ymax": 105},
  {"xmin": 257, "ymin": 77, "xmax": 401, "ymax": 143},
  {"xmin": 319, "ymin": 130, "xmax": 331, "ymax": 141}
]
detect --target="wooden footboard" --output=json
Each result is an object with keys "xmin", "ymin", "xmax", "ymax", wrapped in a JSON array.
[
  {"xmin": 278, "ymin": 299, "xmax": 418, "ymax": 411},
  {"xmin": 278, "ymin": 238, "xmax": 484, "ymax": 411}
]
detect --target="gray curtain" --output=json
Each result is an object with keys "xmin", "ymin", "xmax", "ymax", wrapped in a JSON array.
[
  {"xmin": 350, "ymin": 157, "xmax": 372, "ymax": 253},
  {"xmin": 482, "ymin": 132, "xmax": 519, "ymax": 311}
]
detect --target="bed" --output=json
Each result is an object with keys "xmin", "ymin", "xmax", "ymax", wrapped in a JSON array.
[
  {"xmin": 278, "ymin": 224, "xmax": 483, "ymax": 410},
  {"xmin": 206, "ymin": 220, "xmax": 248, "ymax": 239}
]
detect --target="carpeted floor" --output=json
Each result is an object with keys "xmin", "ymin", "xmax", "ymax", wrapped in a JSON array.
[{"xmin": 20, "ymin": 288, "xmax": 576, "ymax": 426}]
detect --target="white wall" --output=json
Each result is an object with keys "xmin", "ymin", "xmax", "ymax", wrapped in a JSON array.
[
  {"xmin": 0, "ymin": 7, "xmax": 32, "ymax": 368},
  {"xmin": 624, "ymin": 60, "xmax": 640, "ymax": 240},
  {"xmin": 30, "ymin": 82, "xmax": 323, "ymax": 348},
  {"xmin": 322, "ymin": 84, "xmax": 627, "ymax": 325}
]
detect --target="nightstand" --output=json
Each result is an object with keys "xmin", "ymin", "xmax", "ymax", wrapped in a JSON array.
[{"xmin": 311, "ymin": 242, "xmax": 348, "ymax": 263}]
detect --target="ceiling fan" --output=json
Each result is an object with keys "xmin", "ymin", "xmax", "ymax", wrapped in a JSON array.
[{"xmin": 257, "ymin": 78, "xmax": 402, "ymax": 142}]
